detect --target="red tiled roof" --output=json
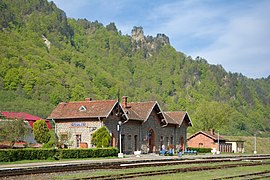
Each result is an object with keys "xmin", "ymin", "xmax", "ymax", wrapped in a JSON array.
[
  {"xmin": 163, "ymin": 111, "xmax": 192, "ymax": 126},
  {"xmin": 0, "ymin": 112, "xmax": 52, "ymax": 129},
  {"xmin": 48, "ymin": 100, "xmax": 118, "ymax": 119},
  {"xmin": 122, "ymin": 101, "xmax": 157, "ymax": 121},
  {"xmin": 0, "ymin": 141, "xmax": 27, "ymax": 148},
  {"xmin": 202, "ymin": 131, "xmax": 227, "ymax": 141},
  {"xmin": 163, "ymin": 113, "xmax": 177, "ymax": 124},
  {"xmin": 47, "ymin": 97, "xmax": 191, "ymax": 128},
  {"xmin": 1, "ymin": 112, "xmax": 43, "ymax": 121},
  {"xmin": 187, "ymin": 131, "xmax": 227, "ymax": 141},
  {"xmin": 122, "ymin": 101, "xmax": 169, "ymax": 126}
]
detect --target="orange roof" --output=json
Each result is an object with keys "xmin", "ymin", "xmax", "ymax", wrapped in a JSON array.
[
  {"xmin": 48, "ymin": 97, "xmax": 192, "ymax": 128},
  {"xmin": 47, "ymin": 100, "xmax": 118, "ymax": 119},
  {"xmin": 187, "ymin": 131, "xmax": 227, "ymax": 141}
]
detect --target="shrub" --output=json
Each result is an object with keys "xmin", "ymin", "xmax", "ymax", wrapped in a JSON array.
[
  {"xmin": 33, "ymin": 120, "xmax": 51, "ymax": 144},
  {"xmin": 43, "ymin": 130, "xmax": 58, "ymax": 148},
  {"xmin": 188, "ymin": 147, "xmax": 212, "ymax": 153},
  {"xmin": 91, "ymin": 126, "xmax": 111, "ymax": 148},
  {"xmin": 0, "ymin": 147, "xmax": 118, "ymax": 162}
]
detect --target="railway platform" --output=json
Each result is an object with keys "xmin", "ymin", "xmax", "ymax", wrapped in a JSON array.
[
  {"xmin": 0, "ymin": 153, "xmax": 270, "ymax": 179},
  {"xmin": 0, "ymin": 153, "xmax": 269, "ymax": 170}
]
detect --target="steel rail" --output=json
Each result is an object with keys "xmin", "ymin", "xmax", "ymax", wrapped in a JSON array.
[
  {"xmin": 75, "ymin": 162, "xmax": 270, "ymax": 180},
  {"xmin": 0, "ymin": 154, "xmax": 270, "ymax": 178},
  {"xmin": 212, "ymin": 170, "xmax": 270, "ymax": 180}
]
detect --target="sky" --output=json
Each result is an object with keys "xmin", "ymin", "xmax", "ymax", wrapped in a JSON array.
[{"xmin": 51, "ymin": 0, "xmax": 270, "ymax": 79}]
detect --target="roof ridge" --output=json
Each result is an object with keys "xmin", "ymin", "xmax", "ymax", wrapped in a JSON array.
[
  {"xmin": 164, "ymin": 111, "xmax": 186, "ymax": 113},
  {"xmin": 164, "ymin": 112, "xmax": 178, "ymax": 124},
  {"xmin": 61, "ymin": 99, "xmax": 117, "ymax": 104},
  {"xmin": 126, "ymin": 101, "xmax": 156, "ymax": 104}
]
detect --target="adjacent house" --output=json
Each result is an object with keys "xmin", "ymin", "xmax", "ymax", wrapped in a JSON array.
[
  {"xmin": 187, "ymin": 129, "xmax": 232, "ymax": 153},
  {"xmin": 0, "ymin": 111, "xmax": 52, "ymax": 147},
  {"xmin": 187, "ymin": 130, "xmax": 245, "ymax": 153},
  {"xmin": 47, "ymin": 97, "xmax": 192, "ymax": 154},
  {"xmin": 0, "ymin": 112, "xmax": 52, "ymax": 129}
]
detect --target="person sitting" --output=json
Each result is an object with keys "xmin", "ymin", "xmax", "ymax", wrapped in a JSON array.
[{"xmin": 160, "ymin": 144, "xmax": 166, "ymax": 156}]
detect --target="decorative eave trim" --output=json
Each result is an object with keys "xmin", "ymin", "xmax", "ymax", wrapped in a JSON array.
[
  {"xmin": 105, "ymin": 100, "xmax": 118, "ymax": 118},
  {"xmin": 143, "ymin": 101, "xmax": 168, "ymax": 126},
  {"xmin": 118, "ymin": 103, "xmax": 129, "ymax": 122},
  {"xmin": 179, "ymin": 111, "xmax": 193, "ymax": 127}
]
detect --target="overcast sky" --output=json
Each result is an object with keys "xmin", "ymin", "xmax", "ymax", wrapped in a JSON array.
[{"xmin": 52, "ymin": 0, "xmax": 270, "ymax": 79}]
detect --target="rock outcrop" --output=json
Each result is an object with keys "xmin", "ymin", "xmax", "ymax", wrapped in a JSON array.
[{"xmin": 131, "ymin": 26, "xmax": 170, "ymax": 57}]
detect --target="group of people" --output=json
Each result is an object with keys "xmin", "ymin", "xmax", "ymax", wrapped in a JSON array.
[{"xmin": 160, "ymin": 144, "xmax": 183, "ymax": 157}]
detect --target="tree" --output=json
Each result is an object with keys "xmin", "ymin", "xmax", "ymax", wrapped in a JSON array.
[
  {"xmin": 192, "ymin": 101, "xmax": 233, "ymax": 133},
  {"xmin": 42, "ymin": 129, "xmax": 57, "ymax": 148},
  {"xmin": 33, "ymin": 120, "xmax": 51, "ymax": 144},
  {"xmin": 91, "ymin": 126, "xmax": 111, "ymax": 148},
  {"xmin": 0, "ymin": 119, "xmax": 31, "ymax": 148}
]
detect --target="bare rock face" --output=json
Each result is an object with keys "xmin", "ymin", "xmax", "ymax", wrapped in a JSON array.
[
  {"xmin": 131, "ymin": 26, "xmax": 170, "ymax": 56},
  {"xmin": 131, "ymin": 26, "xmax": 146, "ymax": 50},
  {"xmin": 42, "ymin": 35, "xmax": 51, "ymax": 49}
]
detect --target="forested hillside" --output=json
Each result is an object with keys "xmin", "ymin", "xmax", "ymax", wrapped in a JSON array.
[{"xmin": 0, "ymin": 0, "xmax": 269, "ymax": 137}]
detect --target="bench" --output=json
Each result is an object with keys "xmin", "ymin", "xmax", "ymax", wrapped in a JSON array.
[
  {"xmin": 184, "ymin": 150, "xmax": 197, "ymax": 155},
  {"xmin": 159, "ymin": 149, "xmax": 173, "ymax": 156}
]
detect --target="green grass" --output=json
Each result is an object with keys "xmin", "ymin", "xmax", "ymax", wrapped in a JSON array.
[
  {"xmin": 224, "ymin": 136, "xmax": 270, "ymax": 154},
  {"xmin": 141, "ymin": 164, "xmax": 270, "ymax": 180},
  {"xmin": 52, "ymin": 160, "xmax": 270, "ymax": 179}
]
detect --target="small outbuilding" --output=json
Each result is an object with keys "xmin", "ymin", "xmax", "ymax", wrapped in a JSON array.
[
  {"xmin": 187, "ymin": 129, "xmax": 232, "ymax": 153},
  {"xmin": 226, "ymin": 140, "xmax": 244, "ymax": 153},
  {"xmin": 187, "ymin": 130, "xmax": 245, "ymax": 153}
]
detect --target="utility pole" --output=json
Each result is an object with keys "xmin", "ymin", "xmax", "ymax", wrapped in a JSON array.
[
  {"xmin": 254, "ymin": 134, "xmax": 257, "ymax": 154},
  {"xmin": 117, "ymin": 90, "xmax": 124, "ymax": 158},
  {"xmin": 117, "ymin": 121, "xmax": 123, "ymax": 158},
  {"xmin": 217, "ymin": 130, "xmax": 220, "ymax": 154}
]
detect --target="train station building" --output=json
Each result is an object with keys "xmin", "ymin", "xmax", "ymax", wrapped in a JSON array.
[{"xmin": 47, "ymin": 96, "xmax": 192, "ymax": 154}]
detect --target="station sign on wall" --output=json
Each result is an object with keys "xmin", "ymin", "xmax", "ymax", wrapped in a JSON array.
[{"xmin": 71, "ymin": 122, "xmax": 86, "ymax": 127}]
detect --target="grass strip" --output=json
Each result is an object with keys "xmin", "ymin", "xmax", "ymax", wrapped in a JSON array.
[{"xmin": 53, "ymin": 160, "xmax": 270, "ymax": 179}]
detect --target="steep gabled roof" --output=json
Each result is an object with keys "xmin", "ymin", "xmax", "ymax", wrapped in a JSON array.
[
  {"xmin": 163, "ymin": 111, "xmax": 193, "ymax": 126},
  {"xmin": 47, "ymin": 99, "xmax": 121, "ymax": 120},
  {"xmin": 122, "ymin": 101, "xmax": 168, "ymax": 125},
  {"xmin": 187, "ymin": 131, "xmax": 227, "ymax": 141},
  {"xmin": 47, "ymin": 97, "xmax": 192, "ymax": 129},
  {"xmin": 122, "ymin": 101, "xmax": 155, "ymax": 120}
]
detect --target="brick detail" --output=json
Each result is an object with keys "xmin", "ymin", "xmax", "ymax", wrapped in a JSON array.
[{"xmin": 187, "ymin": 133, "xmax": 218, "ymax": 149}]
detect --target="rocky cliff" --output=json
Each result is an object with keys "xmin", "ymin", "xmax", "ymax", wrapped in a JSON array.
[{"xmin": 131, "ymin": 26, "xmax": 170, "ymax": 56}]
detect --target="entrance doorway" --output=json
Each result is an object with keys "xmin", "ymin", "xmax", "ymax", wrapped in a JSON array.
[
  {"xmin": 180, "ymin": 136, "xmax": 184, "ymax": 152},
  {"xmin": 111, "ymin": 133, "xmax": 116, "ymax": 147},
  {"xmin": 148, "ymin": 129, "xmax": 156, "ymax": 153}
]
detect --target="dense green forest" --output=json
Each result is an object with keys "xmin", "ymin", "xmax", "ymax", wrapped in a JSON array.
[{"xmin": 0, "ymin": 0, "xmax": 269, "ymax": 137}]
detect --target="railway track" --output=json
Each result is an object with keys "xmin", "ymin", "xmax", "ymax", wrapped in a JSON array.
[
  {"xmin": 0, "ymin": 154, "xmax": 270, "ymax": 178},
  {"xmin": 73, "ymin": 162, "xmax": 270, "ymax": 180},
  {"xmin": 212, "ymin": 170, "xmax": 270, "ymax": 179}
]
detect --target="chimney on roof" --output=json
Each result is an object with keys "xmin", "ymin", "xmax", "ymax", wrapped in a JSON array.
[
  {"xmin": 122, "ymin": 96, "xmax": 128, "ymax": 108},
  {"xmin": 85, "ymin": 98, "xmax": 92, "ymax": 101},
  {"xmin": 211, "ymin": 129, "xmax": 215, "ymax": 135}
]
